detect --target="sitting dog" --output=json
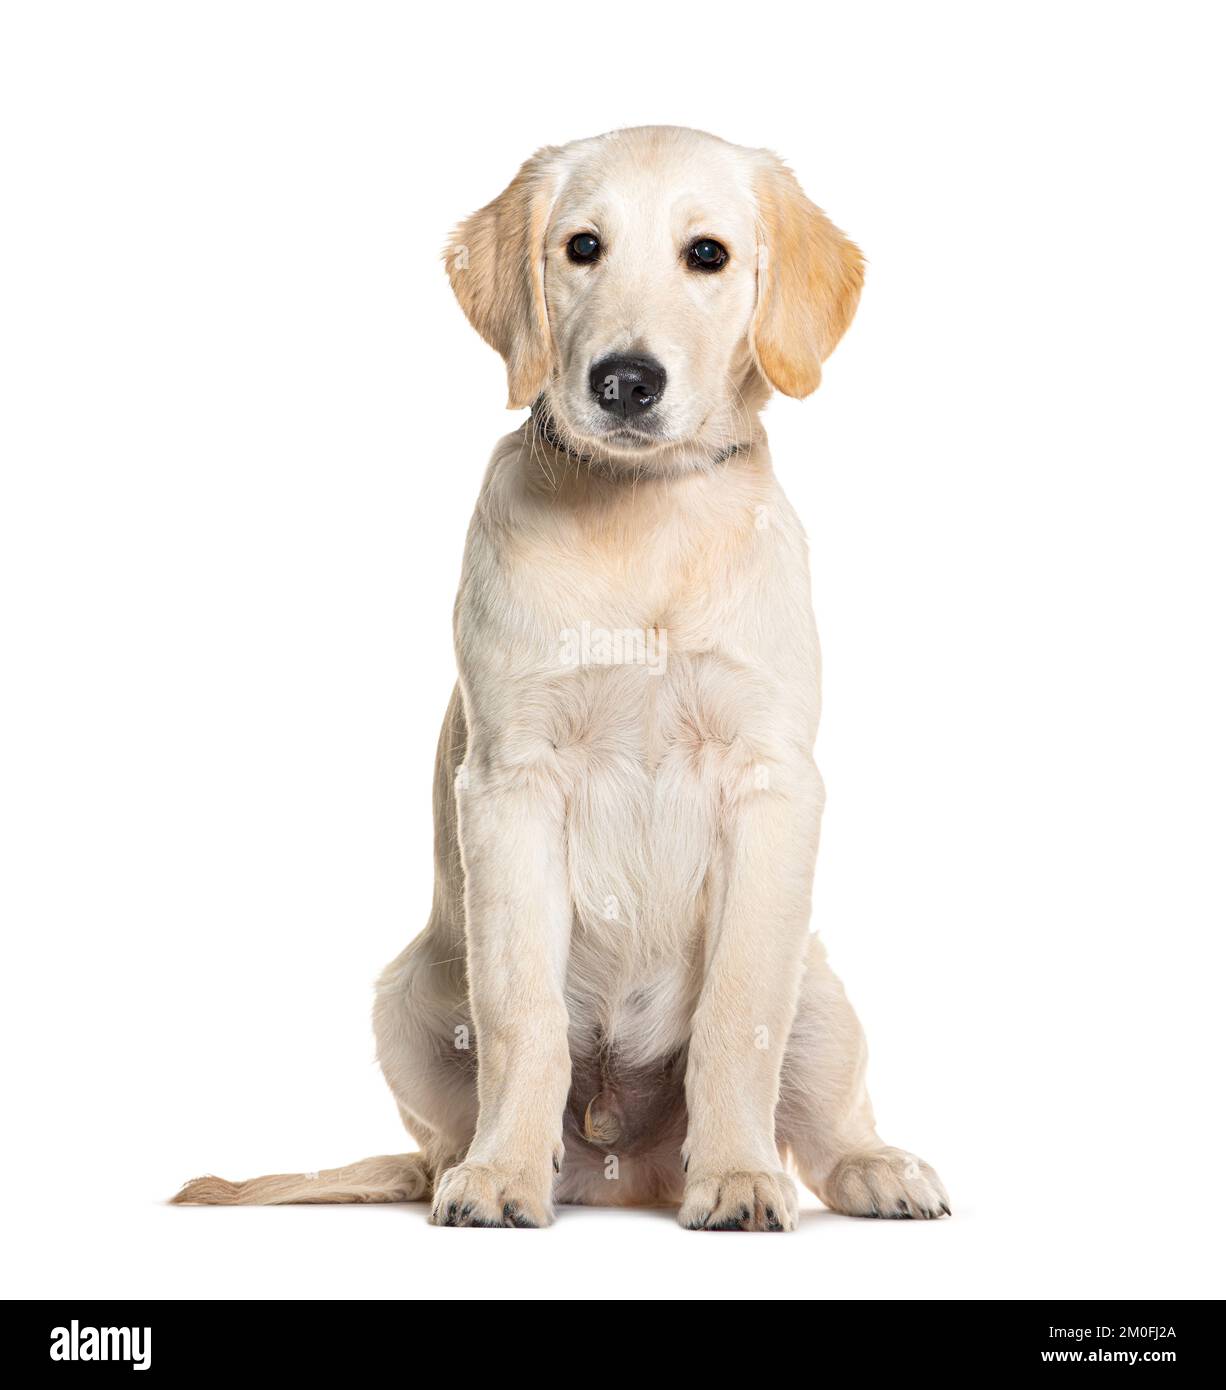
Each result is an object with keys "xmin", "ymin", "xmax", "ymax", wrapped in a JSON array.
[{"xmin": 175, "ymin": 126, "xmax": 949, "ymax": 1230}]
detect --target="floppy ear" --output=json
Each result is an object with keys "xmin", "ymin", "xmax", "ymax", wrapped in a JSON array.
[
  {"xmin": 751, "ymin": 156, "xmax": 864, "ymax": 399},
  {"xmin": 444, "ymin": 148, "xmax": 560, "ymax": 409}
]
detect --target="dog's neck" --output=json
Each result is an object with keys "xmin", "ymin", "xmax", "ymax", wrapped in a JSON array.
[{"xmin": 529, "ymin": 400, "xmax": 756, "ymax": 480}]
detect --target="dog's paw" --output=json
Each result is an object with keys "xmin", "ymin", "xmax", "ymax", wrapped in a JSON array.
[
  {"xmin": 429, "ymin": 1161, "xmax": 551, "ymax": 1228},
  {"xmin": 678, "ymin": 1168, "xmax": 799, "ymax": 1231},
  {"xmin": 821, "ymin": 1145, "xmax": 950, "ymax": 1219}
]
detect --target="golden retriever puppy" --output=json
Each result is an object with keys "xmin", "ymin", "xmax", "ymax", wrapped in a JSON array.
[{"xmin": 175, "ymin": 126, "xmax": 948, "ymax": 1230}]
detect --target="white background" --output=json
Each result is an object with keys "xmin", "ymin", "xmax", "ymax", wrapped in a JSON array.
[{"xmin": 2, "ymin": 1, "xmax": 1223, "ymax": 1300}]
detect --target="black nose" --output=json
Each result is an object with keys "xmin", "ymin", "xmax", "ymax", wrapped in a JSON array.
[{"xmin": 589, "ymin": 355, "xmax": 667, "ymax": 418}]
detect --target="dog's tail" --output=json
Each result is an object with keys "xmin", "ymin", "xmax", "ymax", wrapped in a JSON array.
[{"xmin": 170, "ymin": 1152, "xmax": 431, "ymax": 1206}]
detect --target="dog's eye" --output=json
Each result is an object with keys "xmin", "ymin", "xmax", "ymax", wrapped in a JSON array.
[
  {"xmin": 567, "ymin": 233, "xmax": 601, "ymax": 263},
  {"xmin": 687, "ymin": 238, "xmax": 728, "ymax": 271}
]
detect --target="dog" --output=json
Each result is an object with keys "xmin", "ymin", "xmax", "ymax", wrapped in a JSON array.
[{"xmin": 174, "ymin": 126, "xmax": 949, "ymax": 1230}]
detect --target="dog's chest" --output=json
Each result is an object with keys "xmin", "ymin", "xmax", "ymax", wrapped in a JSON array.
[
  {"xmin": 548, "ymin": 646, "xmax": 760, "ymax": 1048},
  {"xmin": 516, "ymin": 518, "xmax": 801, "ymax": 1015}
]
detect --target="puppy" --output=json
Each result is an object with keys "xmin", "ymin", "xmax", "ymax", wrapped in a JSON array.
[{"xmin": 175, "ymin": 126, "xmax": 948, "ymax": 1230}]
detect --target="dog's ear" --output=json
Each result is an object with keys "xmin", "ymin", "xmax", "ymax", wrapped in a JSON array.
[
  {"xmin": 444, "ymin": 149, "xmax": 560, "ymax": 409},
  {"xmin": 751, "ymin": 156, "xmax": 864, "ymax": 399}
]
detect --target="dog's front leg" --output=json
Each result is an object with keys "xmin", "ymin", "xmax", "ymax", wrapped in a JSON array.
[
  {"xmin": 429, "ymin": 757, "xmax": 571, "ymax": 1229},
  {"xmin": 679, "ymin": 755, "xmax": 823, "ymax": 1232}
]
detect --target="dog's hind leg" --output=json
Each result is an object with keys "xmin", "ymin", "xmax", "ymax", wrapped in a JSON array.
[
  {"xmin": 173, "ymin": 689, "xmax": 477, "ymax": 1208},
  {"xmin": 171, "ymin": 934, "xmax": 472, "ymax": 1207},
  {"xmin": 373, "ymin": 930, "xmax": 477, "ymax": 1185},
  {"xmin": 777, "ymin": 936, "xmax": 950, "ymax": 1219},
  {"xmin": 171, "ymin": 934, "xmax": 474, "ymax": 1207}
]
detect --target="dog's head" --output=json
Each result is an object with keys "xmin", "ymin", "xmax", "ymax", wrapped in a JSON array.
[{"xmin": 445, "ymin": 127, "xmax": 862, "ymax": 472}]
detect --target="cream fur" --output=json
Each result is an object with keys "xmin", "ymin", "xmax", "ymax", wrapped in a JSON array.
[{"xmin": 174, "ymin": 126, "xmax": 947, "ymax": 1231}]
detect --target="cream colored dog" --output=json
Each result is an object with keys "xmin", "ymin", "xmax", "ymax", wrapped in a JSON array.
[{"xmin": 175, "ymin": 126, "xmax": 948, "ymax": 1230}]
